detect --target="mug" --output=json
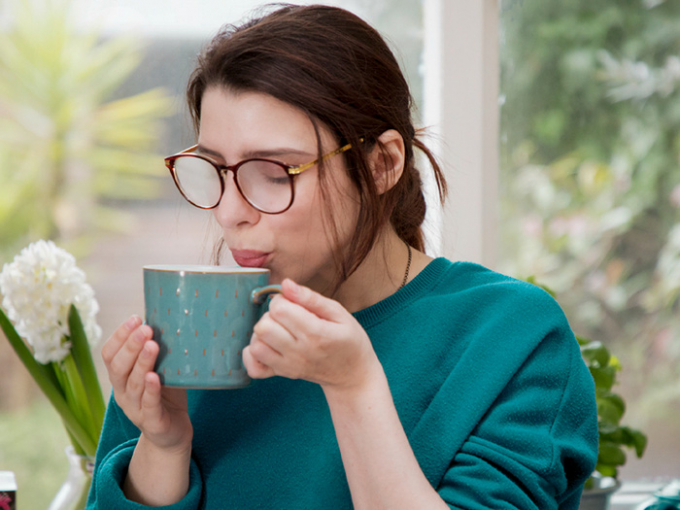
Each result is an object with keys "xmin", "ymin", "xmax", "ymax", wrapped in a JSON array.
[{"xmin": 143, "ymin": 265, "xmax": 281, "ymax": 389}]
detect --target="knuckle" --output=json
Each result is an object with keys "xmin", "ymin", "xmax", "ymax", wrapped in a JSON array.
[
  {"xmin": 253, "ymin": 319, "xmax": 271, "ymax": 338},
  {"xmin": 101, "ymin": 343, "xmax": 114, "ymax": 364},
  {"xmin": 127, "ymin": 377, "xmax": 141, "ymax": 394},
  {"xmin": 108, "ymin": 355, "xmax": 131, "ymax": 377},
  {"xmin": 268, "ymin": 296, "xmax": 284, "ymax": 315}
]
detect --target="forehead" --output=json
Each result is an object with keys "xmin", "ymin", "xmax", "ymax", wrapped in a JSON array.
[{"xmin": 198, "ymin": 87, "xmax": 333, "ymax": 153}]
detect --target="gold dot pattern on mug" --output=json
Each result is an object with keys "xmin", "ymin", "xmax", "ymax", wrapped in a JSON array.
[{"xmin": 146, "ymin": 271, "xmax": 271, "ymax": 387}]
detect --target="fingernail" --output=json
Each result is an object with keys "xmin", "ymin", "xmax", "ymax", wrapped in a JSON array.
[
  {"xmin": 134, "ymin": 328, "xmax": 147, "ymax": 343},
  {"xmin": 126, "ymin": 315, "xmax": 139, "ymax": 330},
  {"xmin": 142, "ymin": 342, "xmax": 153, "ymax": 357}
]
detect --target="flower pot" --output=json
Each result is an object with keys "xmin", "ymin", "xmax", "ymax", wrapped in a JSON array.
[
  {"xmin": 47, "ymin": 446, "xmax": 94, "ymax": 510},
  {"xmin": 579, "ymin": 477, "xmax": 621, "ymax": 510}
]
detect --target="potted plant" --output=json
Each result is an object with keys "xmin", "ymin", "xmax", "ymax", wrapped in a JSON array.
[{"xmin": 578, "ymin": 335, "xmax": 647, "ymax": 510}]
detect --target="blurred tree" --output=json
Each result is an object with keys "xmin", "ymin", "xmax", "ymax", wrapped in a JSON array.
[
  {"xmin": 499, "ymin": 0, "xmax": 680, "ymax": 418},
  {"xmin": 0, "ymin": 0, "xmax": 174, "ymax": 262}
]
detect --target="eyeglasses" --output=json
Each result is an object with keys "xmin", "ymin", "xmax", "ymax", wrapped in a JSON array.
[{"xmin": 164, "ymin": 142, "xmax": 355, "ymax": 214}]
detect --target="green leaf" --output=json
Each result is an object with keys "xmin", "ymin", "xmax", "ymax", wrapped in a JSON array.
[
  {"xmin": 597, "ymin": 391, "xmax": 625, "ymax": 425},
  {"xmin": 525, "ymin": 275, "xmax": 557, "ymax": 297},
  {"xmin": 598, "ymin": 442, "xmax": 627, "ymax": 467},
  {"xmin": 576, "ymin": 335, "xmax": 591, "ymax": 347},
  {"xmin": 68, "ymin": 305, "xmax": 105, "ymax": 439},
  {"xmin": 580, "ymin": 341, "xmax": 610, "ymax": 367},
  {"xmin": 0, "ymin": 308, "xmax": 95, "ymax": 454},
  {"xmin": 589, "ymin": 365, "xmax": 616, "ymax": 391},
  {"xmin": 618, "ymin": 427, "xmax": 648, "ymax": 458},
  {"xmin": 595, "ymin": 463, "xmax": 618, "ymax": 478}
]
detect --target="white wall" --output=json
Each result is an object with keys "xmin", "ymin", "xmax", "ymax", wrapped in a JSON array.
[{"xmin": 423, "ymin": 0, "xmax": 499, "ymax": 268}]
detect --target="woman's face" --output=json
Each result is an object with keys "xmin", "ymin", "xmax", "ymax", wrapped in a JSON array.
[{"xmin": 198, "ymin": 86, "xmax": 359, "ymax": 291}]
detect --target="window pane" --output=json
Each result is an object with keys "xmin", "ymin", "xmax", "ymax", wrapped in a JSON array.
[{"xmin": 500, "ymin": 0, "xmax": 680, "ymax": 479}]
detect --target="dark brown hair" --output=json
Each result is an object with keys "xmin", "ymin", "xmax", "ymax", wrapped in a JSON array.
[{"xmin": 187, "ymin": 4, "xmax": 447, "ymax": 288}]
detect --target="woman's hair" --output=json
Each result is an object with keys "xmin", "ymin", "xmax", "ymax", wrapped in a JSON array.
[{"xmin": 187, "ymin": 3, "xmax": 447, "ymax": 289}]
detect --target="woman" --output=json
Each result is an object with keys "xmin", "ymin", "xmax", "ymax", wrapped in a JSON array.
[{"xmin": 88, "ymin": 5, "xmax": 598, "ymax": 509}]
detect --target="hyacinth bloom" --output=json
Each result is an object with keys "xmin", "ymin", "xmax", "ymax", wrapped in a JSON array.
[{"xmin": 0, "ymin": 240, "xmax": 105, "ymax": 457}]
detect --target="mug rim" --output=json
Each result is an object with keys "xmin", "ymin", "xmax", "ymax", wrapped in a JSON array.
[{"xmin": 143, "ymin": 265, "xmax": 269, "ymax": 274}]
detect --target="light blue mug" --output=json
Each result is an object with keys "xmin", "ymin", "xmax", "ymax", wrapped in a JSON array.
[{"xmin": 143, "ymin": 265, "xmax": 281, "ymax": 389}]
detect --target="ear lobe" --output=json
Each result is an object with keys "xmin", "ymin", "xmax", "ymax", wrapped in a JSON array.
[{"xmin": 370, "ymin": 129, "xmax": 406, "ymax": 195}]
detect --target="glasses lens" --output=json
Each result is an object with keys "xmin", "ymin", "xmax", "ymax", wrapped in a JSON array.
[
  {"xmin": 237, "ymin": 160, "xmax": 292, "ymax": 213},
  {"xmin": 173, "ymin": 156, "xmax": 222, "ymax": 208}
]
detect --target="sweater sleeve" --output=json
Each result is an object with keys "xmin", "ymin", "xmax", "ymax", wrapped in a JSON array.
[
  {"xmin": 85, "ymin": 394, "xmax": 204, "ymax": 509},
  {"xmin": 436, "ymin": 319, "xmax": 598, "ymax": 509}
]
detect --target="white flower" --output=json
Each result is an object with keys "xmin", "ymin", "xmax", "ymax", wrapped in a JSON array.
[{"xmin": 0, "ymin": 240, "xmax": 102, "ymax": 364}]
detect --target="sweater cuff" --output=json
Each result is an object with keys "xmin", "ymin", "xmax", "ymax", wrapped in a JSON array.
[{"xmin": 91, "ymin": 438, "xmax": 202, "ymax": 509}]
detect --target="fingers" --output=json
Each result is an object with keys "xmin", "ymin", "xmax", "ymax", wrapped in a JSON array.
[
  {"xmin": 242, "ymin": 345, "xmax": 275, "ymax": 379},
  {"xmin": 104, "ymin": 317, "xmax": 154, "ymax": 395},
  {"xmin": 140, "ymin": 372, "xmax": 164, "ymax": 425},
  {"xmin": 281, "ymin": 279, "xmax": 345, "ymax": 322},
  {"xmin": 266, "ymin": 293, "xmax": 325, "ymax": 342},
  {"xmin": 101, "ymin": 315, "xmax": 141, "ymax": 365},
  {"xmin": 252, "ymin": 310, "xmax": 292, "ymax": 353},
  {"xmin": 126, "ymin": 340, "xmax": 159, "ymax": 403}
]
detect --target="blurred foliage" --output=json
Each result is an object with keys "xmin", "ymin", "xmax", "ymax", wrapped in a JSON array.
[
  {"xmin": 499, "ymin": 0, "xmax": 680, "ymax": 419},
  {"xmin": 0, "ymin": 0, "xmax": 174, "ymax": 263},
  {"xmin": 0, "ymin": 398, "xmax": 71, "ymax": 509}
]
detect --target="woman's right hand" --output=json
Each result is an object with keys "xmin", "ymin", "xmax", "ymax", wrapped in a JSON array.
[{"xmin": 101, "ymin": 315, "xmax": 193, "ymax": 452}]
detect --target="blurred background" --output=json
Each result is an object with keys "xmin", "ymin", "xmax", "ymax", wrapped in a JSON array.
[{"xmin": 0, "ymin": 0, "xmax": 678, "ymax": 507}]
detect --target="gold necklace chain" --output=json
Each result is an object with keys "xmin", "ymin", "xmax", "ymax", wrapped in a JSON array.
[{"xmin": 400, "ymin": 243, "xmax": 412, "ymax": 289}]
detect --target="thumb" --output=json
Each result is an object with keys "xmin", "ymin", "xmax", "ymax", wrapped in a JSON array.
[{"xmin": 281, "ymin": 279, "xmax": 344, "ymax": 322}]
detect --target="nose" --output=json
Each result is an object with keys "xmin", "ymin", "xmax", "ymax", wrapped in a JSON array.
[{"xmin": 212, "ymin": 170, "xmax": 260, "ymax": 228}]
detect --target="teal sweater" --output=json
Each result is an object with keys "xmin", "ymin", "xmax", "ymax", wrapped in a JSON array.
[{"xmin": 87, "ymin": 258, "xmax": 598, "ymax": 509}]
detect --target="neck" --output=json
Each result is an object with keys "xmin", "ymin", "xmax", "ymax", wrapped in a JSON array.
[{"xmin": 332, "ymin": 228, "xmax": 432, "ymax": 313}]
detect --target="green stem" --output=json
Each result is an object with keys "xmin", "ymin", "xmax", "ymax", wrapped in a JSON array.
[
  {"xmin": 65, "ymin": 424, "xmax": 86, "ymax": 457},
  {"xmin": 68, "ymin": 305, "xmax": 106, "ymax": 436},
  {"xmin": 0, "ymin": 309, "xmax": 96, "ymax": 454},
  {"xmin": 62, "ymin": 354, "xmax": 97, "ymax": 445}
]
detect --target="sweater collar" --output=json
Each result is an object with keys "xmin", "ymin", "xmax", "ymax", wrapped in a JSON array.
[{"xmin": 352, "ymin": 257, "xmax": 452, "ymax": 329}]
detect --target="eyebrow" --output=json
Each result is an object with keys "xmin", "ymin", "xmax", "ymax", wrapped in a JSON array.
[{"xmin": 196, "ymin": 144, "xmax": 315, "ymax": 162}]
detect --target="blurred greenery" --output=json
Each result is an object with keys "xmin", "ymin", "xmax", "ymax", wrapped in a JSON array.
[
  {"xmin": 0, "ymin": 398, "xmax": 71, "ymax": 509},
  {"xmin": 499, "ymin": 0, "xmax": 680, "ymax": 421},
  {"xmin": 0, "ymin": 0, "xmax": 174, "ymax": 263}
]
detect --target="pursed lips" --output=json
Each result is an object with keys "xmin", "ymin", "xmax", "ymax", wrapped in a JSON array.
[{"xmin": 229, "ymin": 249, "xmax": 271, "ymax": 268}]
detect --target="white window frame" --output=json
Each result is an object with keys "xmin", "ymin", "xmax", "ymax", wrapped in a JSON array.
[{"xmin": 422, "ymin": 0, "xmax": 499, "ymax": 269}]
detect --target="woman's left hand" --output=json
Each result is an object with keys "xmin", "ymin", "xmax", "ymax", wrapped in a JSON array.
[{"xmin": 242, "ymin": 278, "xmax": 380, "ymax": 391}]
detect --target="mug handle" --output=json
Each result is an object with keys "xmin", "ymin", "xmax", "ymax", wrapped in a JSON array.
[{"xmin": 250, "ymin": 284, "xmax": 282, "ymax": 305}]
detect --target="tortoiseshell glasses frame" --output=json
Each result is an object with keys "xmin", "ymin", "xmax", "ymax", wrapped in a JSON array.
[{"xmin": 164, "ymin": 142, "xmax": 355, "ymax": 214}]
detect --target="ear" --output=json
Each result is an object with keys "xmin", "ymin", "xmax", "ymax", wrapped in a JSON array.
[{"xmin": 369, "ymin": 129, "xmax": 406, "ymax": 195}]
